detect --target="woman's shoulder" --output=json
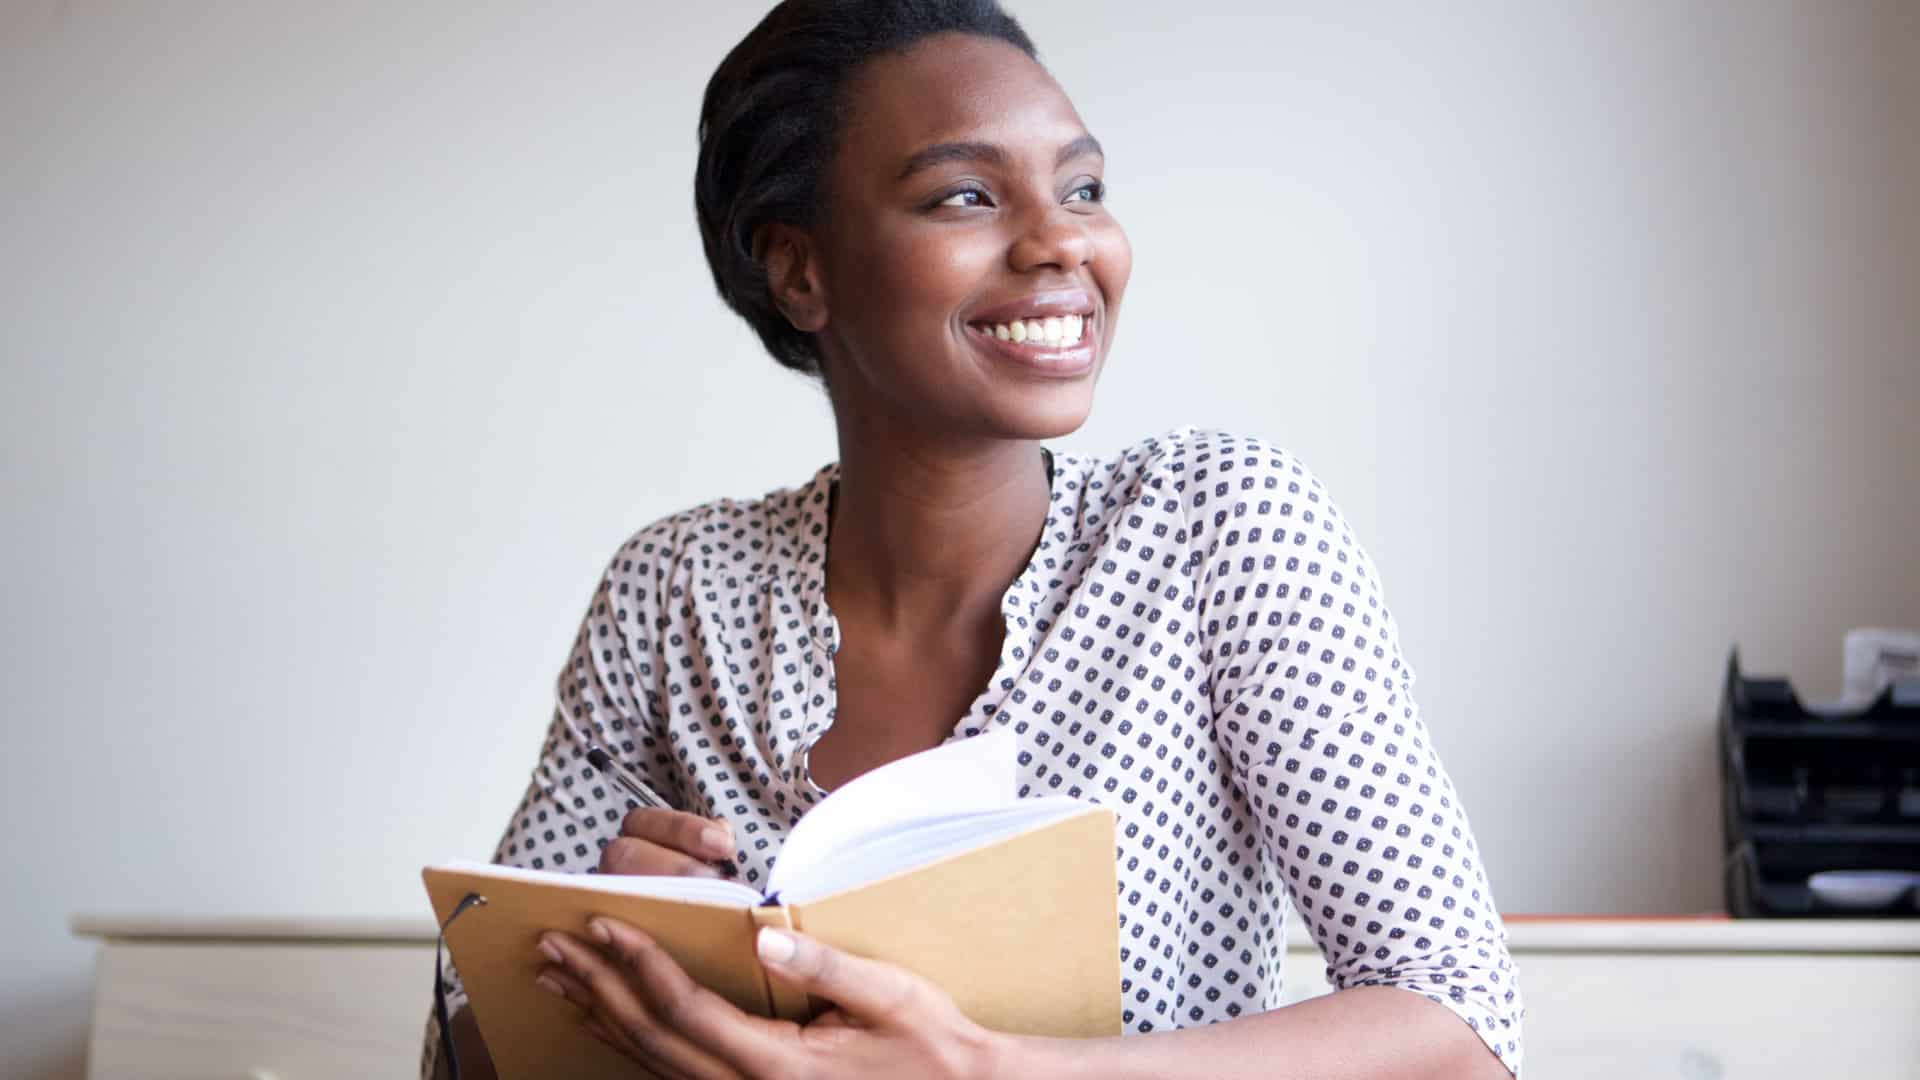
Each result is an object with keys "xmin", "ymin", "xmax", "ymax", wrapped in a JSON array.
[
  {"xmin": 1094, "ymin": 425, "xmax": 1334, "ymax": 509},
  {"xmin": 596, "ymin": 464, "xmax": 833, "ymax": 593}
]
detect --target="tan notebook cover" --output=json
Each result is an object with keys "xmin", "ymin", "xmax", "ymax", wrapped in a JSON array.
[{"xmin": 424, "ymin": 806, "xmax": 1121, "ymax": 1079}]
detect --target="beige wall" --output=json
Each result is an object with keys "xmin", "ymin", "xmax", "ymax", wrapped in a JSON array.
[{"xmin": 3, "ymin": 0, "xmax": 1916, "ymax": 1074}]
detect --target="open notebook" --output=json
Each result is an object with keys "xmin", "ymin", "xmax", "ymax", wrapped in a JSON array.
[{"xmin": 424, "ymin": 729, "xmax": 1121, "ymax": 1079}]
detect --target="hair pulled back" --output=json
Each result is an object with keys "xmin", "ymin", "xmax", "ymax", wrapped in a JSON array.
[{"xmin": 695, "ymin": 0, "xmax": 1038, "ymax": 377}]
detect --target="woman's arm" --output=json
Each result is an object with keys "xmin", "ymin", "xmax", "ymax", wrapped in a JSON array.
[
  {"xmin": 1000, "ymin": 986, "xmax": 1511, "ymax": 1080},
  {"xmin": 1168, "ymin": 435, "xmax": 1524, "ymax": 1072},
  {"xmin": 536, "ymin": 919, "xmax": 1509, "ymax": 1080}
]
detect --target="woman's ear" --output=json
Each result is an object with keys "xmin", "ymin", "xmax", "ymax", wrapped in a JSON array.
[{"xmin": 755, "ymin": 224, "xmax": 829, "ymax": 334}]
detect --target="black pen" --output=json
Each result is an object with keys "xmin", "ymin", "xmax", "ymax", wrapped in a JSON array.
[
  {"xmin": 584, "ymin": 744, "xmax": 738, "ymax": 878},
  {"xmin": 585, "ymin": 744, "xmax": 671, "ymax": 810}
]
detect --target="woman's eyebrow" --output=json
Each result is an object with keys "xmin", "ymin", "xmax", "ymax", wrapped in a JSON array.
[
  {"xmin": 896, "ymin": 134, "xmax": 1105, "ymax": 182},
  {"xmin": 897, "ymin": 140, "xmax": 1008, "ymax": 181},
  {"xmin": 1055, "ymin": 133, "xmax": 1104, "ymax": 168}
]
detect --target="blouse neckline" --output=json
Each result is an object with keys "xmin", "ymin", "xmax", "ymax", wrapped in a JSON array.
[
  {"xmin": 784, "ymin": 445, "xmax": 1069, "ymax": 660},
  {"xmin": 778, "ymin": 445, "xmax": 1075, "ymax": 800}
]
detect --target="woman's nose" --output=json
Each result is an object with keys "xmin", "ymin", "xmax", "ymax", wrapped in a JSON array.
[{"xmin": 1008, "ymin": 210, "xmax": 1093, "ymax": 274}]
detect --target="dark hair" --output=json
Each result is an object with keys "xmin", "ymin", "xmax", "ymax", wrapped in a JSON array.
[{"xmin": 695, "ymin": 0, "xmax": 1039, "ymax": 378}]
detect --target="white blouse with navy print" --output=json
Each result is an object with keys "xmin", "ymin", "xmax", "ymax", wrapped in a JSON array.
[{"xmin": 423, "ymin": 426, "xmax": 1524, "ymax": 1077}]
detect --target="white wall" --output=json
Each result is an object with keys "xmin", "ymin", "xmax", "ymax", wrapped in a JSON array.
[{"xmin": 3, "ymin": 1, "xmax": 1915, "ymax": 1075}]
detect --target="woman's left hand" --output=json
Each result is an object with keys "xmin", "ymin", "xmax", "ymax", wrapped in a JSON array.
[{"xmin": 535, "ymin": 918, "xmax": 1007, "ymax": 1080}]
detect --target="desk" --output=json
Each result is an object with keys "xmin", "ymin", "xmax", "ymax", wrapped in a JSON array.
[{"xmin": 73, "ymin": 913, "xmax": 1920, "ymax": 1078}]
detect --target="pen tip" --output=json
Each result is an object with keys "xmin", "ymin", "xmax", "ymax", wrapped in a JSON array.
[{"xmin": 586, "ymin": 746, "xmax": 611, "ymax": 769}]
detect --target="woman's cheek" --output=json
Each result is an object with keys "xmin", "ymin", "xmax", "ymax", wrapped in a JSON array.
[{"xmin": 1092, "ymin": 217, "xmax": 1133, "ymax": 306}]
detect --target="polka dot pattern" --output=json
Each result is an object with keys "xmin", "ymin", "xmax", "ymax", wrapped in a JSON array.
[{"xmin": 424, "ymin": 426, "xmax": 1523, "ymax": 1076}]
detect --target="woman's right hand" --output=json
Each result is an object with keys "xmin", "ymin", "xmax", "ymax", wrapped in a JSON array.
[
  {"xmin": 437, "ymin": 808, "xmax": 731, "ymax": 1080},
  {"xmin": 597, "ymin": 807, "xmax": 736, "ymax": 878}
]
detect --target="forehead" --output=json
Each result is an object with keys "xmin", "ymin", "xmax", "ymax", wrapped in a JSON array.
[{"xmin": 835, "ymin": 33, "xmax": 1085, "ymax": 165}]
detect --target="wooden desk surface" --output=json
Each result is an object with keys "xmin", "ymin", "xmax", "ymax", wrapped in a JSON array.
[
  {"xmin": 73, "ymin": 910, "xmax": 1920, "ymax": 953},
  {"xmin": 68, "ymin": 911, "xmax": 1920, "ymax": 1079}
]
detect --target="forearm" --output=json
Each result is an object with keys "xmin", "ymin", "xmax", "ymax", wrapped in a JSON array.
[{"xmin": 993, "ymin": 986, "xmax": 1510, "ymax": 1080}]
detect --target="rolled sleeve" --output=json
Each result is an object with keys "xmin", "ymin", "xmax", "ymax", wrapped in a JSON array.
[{"xmin": 1189, "ymin": 436, "xmax": 1524, "ymax": 1073}]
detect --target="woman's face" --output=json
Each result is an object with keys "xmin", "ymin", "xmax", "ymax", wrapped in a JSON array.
[{"xmin": 807, "ymin": 33, "xmax": 1131, "ymax": 442}]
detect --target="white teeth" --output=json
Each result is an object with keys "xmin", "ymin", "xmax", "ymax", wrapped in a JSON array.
[{"xmin": 976, "ymin": 314, "xmax": 1090, "ymax": 346}]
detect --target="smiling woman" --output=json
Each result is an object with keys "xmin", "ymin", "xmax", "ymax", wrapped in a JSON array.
[
  {"xmin": 738, "ymin": 32, "xmax": 1129, "ymax": 444},
  {"xmin": 424, "ymin": 2, "xmax": 1521, "ymax": 1078}
]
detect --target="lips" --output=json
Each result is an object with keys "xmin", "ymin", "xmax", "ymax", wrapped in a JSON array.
[
  {"xmin": 964, "ymin": 288, "xmax": 1098, "ymax": 352},
  {"xmin": 964, "ymin": 288, "xmax": 1096, "ymax": 328},
  {"xmin": 962, "ymin": 288, "xmax": 1097, "ymax": 376}
]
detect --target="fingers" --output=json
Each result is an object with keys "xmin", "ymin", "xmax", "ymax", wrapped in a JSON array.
[
  {"xmin": 539, "ymin": 926, "xmax": 763, "ymax": 1080},
  {"xmin": 592, "ymin": 919, "xmax": 798, "ymax": 1075},
  {"xmin": 755, "ymin": 927, "xmax": 929, "ymax": 1021},
  {"xmin": 538, "ymin": 968, "xmax": 649, "ymax": 1062},
  {"xmin": 597, "ymin": 809, "xmax": 734, "ymax": 877},
  {"xmin": 540, "ymin": 922, "xmax": 977, "ymax": 1080},
  {"xmin": 581, "ymin": 1016, "xmax": 665, "ymax": 1078},
  {"xmin": 623, "ymin": 808, "xmax": 734, "ymax": 861}
]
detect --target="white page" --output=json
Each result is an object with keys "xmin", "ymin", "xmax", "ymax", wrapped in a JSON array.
[
  {"xmin": 768, "ymin": 727, "xmax": 1017, "ymax": 898},
  {"xmin": 438, "ymin": 858, "xmax": 764, "ymax": 908},
  {"xmin": 773, "ymin": 797, "xmax": 1093, "ymax": 905}
]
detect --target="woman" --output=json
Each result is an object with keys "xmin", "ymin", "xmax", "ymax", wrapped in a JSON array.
[{"xmin": 430, "ymin": 1, "xmax": 1523, "ymax": 1076}]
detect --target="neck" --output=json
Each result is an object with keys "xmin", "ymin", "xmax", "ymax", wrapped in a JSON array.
[{"xmin": 824, "ymin": 419, "xmax": 1052, "ymax": 637}]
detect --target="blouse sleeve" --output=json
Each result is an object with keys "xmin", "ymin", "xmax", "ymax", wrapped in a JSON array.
[
  {"xmin": 421, "ymin": 526, "xmax": 691, "ymax": 1078},
  {"xmin": 1183, "ymin": 435, "xmax": 1524, "ymax": 1075}
]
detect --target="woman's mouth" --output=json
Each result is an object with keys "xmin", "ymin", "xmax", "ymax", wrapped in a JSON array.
[
  {"xmin": 970, "ymin": 314, "xmax": 1087, "ymax": 347},
  {"xmin": 964, "ymin": 313, "xmax": 1096, "ymax": 377}
]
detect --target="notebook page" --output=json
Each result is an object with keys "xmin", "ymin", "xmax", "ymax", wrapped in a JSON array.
[
  {"xmin": 439, "ymin": 858, "xmax": 764, "ymax": 908},
  {"xmin": 769, "ymin": 727, "xmax": 1017, "ymax": 897},
  {"xmin": 773, "ymin": 796, "xmax": 1091, "ymax": 904}
]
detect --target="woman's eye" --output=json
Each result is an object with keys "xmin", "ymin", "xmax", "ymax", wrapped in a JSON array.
[
  {"xmin": 936, "ymin": 187, "xmax": 991, "ymax": 209},
  {"xmin": 1068, "ymin": 179, "xmax": 1106, "ymax": 203}
]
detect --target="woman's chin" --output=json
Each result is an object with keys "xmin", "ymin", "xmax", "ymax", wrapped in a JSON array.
[{"xmin": 985, "ymin": 385, "xmax": 1097, "ymax": 441}]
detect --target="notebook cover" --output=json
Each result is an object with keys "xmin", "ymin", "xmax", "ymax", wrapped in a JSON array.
[
  {"xmin": 422, "ymin": 869, "xmax": 766, "ymax": 1079},
  {"xmin": 791, "ymin": 805, "xmax": 1122, "ymax": 1038},
  {"xmin": 423, "ymin": 804, "xmax": 1121, "ymax": 1076}
]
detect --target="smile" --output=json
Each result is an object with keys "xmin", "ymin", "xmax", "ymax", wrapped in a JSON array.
[
  {"xmin": 963, "ymin": 311, "xmax": 1096, "ymax": 378},
  {"xmin": 967, "ymin": 313, "xmax": 1088, "ymax": 347}
]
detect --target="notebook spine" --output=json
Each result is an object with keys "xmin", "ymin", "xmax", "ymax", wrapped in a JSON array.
[{"xmin": 747, "ymin": 904, "xmax": 814, "ymax": 1022}]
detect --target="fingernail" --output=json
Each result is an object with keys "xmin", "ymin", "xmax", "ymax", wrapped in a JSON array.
[
  {"xmin": 535, "ymin": 974, "xmax": 565, "ymax": 998},
  {"xmin": 756, "ymin": 927, "xmax": 795, "ymax": 965},
  {"xmin": 538, "ymin": 937, "xmax": 564, "ymax": 965},
  {"xmin": 702, "ymin": 823, "xmax": 732, "ymax": 855},
  {"xmin": 588, "ymin": 920, "xmax": 612, "ymax": 945}
]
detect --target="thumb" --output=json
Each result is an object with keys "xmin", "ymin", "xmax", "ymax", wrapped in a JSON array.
[{"xmin": 755, "ymin": 928, "xmax": 928, "ymax": 1020}]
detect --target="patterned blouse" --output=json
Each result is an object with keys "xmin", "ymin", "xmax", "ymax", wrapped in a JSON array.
[{"xmin": 424, "ymin": 426, "xmax": 1524, "ymax": 1076}]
